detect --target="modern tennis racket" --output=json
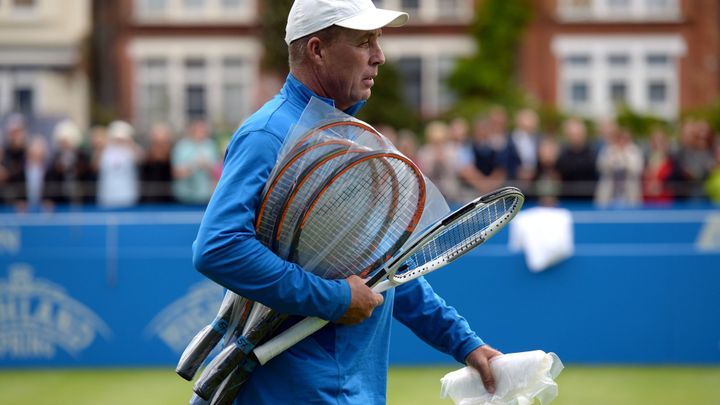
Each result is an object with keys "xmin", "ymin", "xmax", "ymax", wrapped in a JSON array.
[
  {"xmin": 252, "ymin": 186, "xmax": 525, "ymax": 366},
  {"xmin": 193, "ymin": 149, "xmax": 426, "ymax": 400}
]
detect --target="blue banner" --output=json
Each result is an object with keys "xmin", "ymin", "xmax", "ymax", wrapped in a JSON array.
[{"xmin": 0, "ymin": 206, "xmax": 718, "ymax": 367}]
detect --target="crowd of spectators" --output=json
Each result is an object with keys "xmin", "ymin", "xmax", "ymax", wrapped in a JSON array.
[
  {"xmin": 1, "ymin": 106, "xmax": 719, "ymax": 212},
  {"xmin": 0, "ymin": 114, "xmax": 221, "ymax": 212},
  {"xmin": 389, "ymin": 106, "xmax": 719, "ymax": 207}
]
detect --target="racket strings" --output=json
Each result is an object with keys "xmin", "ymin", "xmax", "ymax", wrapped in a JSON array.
[
  {"xmin": 294, "ymin": 156, "xmax": 424, "ymax": 279},
  {"xmin": 394, "ymin": 195, "xmax": 521, "ymax": 281},
  {"xmin": 257, "ymin": 141, "xmax": 350, "ymax": 244},
  {"xmin": 274, "ymin": 149, "xmax": 369, "ymax": 257}
]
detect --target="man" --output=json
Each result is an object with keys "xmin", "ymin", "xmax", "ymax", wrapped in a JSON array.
[{"xmin": 192, "ymin": 1, "xmax": 500, "ymax": 403}]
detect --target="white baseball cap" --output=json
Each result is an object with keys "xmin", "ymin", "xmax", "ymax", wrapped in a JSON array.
[{"xmin": 285, "ymin": 0, "xmax": 409, "ymax": 45}]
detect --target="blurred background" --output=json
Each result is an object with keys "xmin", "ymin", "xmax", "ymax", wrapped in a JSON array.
[{"xmin": 0, "ymin": 0, "xmax": 719, "ymax": 404}]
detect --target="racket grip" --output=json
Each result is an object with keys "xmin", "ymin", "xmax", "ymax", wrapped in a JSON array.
[
  {"xmin": 253, "ymin": 317, "xmax": 329, "ymax": 365},
  {"xmin": 209, "ymin": 365, "xmax": 252, "ymax": 405},
  {"xmin": 193, "ymin": 340, "xmax": 252, "ymax": 400},
  {"xmin": 176, "ymin": 322, "xmax": 227, "ymax": 381},
  {"xmin": 371, "ymin": 279, "xmax": 394, "ymax": 294},
  {"xmin": 189, "ymin": 393, "xmax": 209, "ymax": 405}
]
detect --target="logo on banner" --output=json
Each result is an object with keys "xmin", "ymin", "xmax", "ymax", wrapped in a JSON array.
[
  {"xmin": 0, "ymin": 264, "xmax": 112, "ymax": 359},
  {"xmin": 146, "ymin": 280, "xmax": 223, "ymax": 353}
]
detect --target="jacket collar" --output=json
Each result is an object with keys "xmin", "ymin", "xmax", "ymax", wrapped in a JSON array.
[{"xmin": 284, "ymin": 74, "xmax": 366, "ymax": 116}]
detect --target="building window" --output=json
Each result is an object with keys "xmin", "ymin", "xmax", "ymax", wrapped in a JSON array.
[
  {"xmin": 183, "ymin": 0, "xmax": 205, "ymax": 9},
  {"xmin": 138, "ymin": 0, "xmax": 167, "ymax": 14},
  {"xmin": 437, "ymin": 55, "xmax": 457, "ymax": 111},
  {"xmin": 610, "ymin": 81, "xmax": 628, "ymax": 104},
  {"xmin": 134, "ymin": 0, "xmax": 255, "ymax": 22},
  {"xmin": 137, "ymin": 58, "xmax": 170, "ymax": 128},
  {"xmin": 648, "ymin": 81, "xmax": 667, "ymax": 104},
  {"xmin": 608, "ymin": 54, "xmax": 629, "ymax": 67},
  {"xmin": 221, "ymin": 0, "xmax": 243, "ymax": 8},
  {"xmin": 553, "ymin": 35, "xmax": 685, "ymax": 119},
  {"xmin": 221, "ymin": 57, "xmax": 249, "ymax": 127},
  {"xmin": 13, "ymin": 87, "xmax": 34, "ymax": 117},
  {"xmin": 569, "ymin": 82, "xmax": 589, "ymax": 104},
  {"xmin": 565, "ymin": 54, "xmax": 591, "ymax": 66},
  {"xmin": 184, "ymin": 58, "xmax": 207, "ymax": 121},
  {"xmin": 557, "ymin": 0, "xmax": 680, "ymax": 21},
  {"xmin": 646, "ymin": 53, "xmax": 670, "ymax": 66},
  {"xmin": 396, "ymin": 56, "xmax": 422, "ymax": 112}
]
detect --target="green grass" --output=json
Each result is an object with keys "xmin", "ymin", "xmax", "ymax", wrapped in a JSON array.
[{"xmin": 0, "ymin": 366, "xmax": 719, "ymax": 404}]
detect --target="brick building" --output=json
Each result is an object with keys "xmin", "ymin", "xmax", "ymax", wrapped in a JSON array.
[
  {"xmin": 520, "ymin": 0, "xmax": 720, "ymax": 120},
  {"xmin": 95, "ymin": 0, "xmax": 720, "ymax": 133}
]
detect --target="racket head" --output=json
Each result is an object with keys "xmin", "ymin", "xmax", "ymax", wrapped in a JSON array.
[
  {"xmin": 385, "ymin": 186, "xmax": 524, "ymax": 284},
  {"xmin": 287, "ymin": 150, "xmax": 426, "ymax": 279},
  {"xmin": 256, "ymin": 138, "xmax": 354, "ymax": 246}
]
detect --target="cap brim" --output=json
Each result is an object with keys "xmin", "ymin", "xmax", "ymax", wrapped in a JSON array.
[{"xmin": 335, "ymin": 8, "xmax": 409, "ymax": 31}]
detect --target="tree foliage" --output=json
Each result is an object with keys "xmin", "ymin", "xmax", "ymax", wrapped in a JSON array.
[
  {"xmin": 260, "ymin": 0, "xmax": 293, "ymax": 75},
  {"xmin": 357, "ymin": 61, "xmax": 420, "ymax": 132},
  {"xmin": 448, "ymin": 0, "xmax": 533, "ymax": 114}
]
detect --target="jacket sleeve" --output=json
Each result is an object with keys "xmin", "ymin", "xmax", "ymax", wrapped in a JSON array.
[
  {"xmin": 192, "ymin": 129, "xmax": 351, "ymax": 322},
  {"xmin": 392, "ymin": 277, "xmax": 485, "ymax": 363}
]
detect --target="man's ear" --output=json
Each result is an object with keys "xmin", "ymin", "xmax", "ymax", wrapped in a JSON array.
[{"xmin": 306, "ymin": 37, "xmax": 324, "ymax": 64}]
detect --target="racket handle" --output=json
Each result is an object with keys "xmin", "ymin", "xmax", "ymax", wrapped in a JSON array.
[
  {"xmin": 371, "ymin": 279, "xmax": 394, "ymax": 293},
  {"xmin": 253, "ymin": 317, "xmax": 329, "ymax": 365},
  {"xmin": 209, "ymin": 365, "xmax": 252, "ymax": 405},
  {"xmin": 193, "ymin": 341, "xmax": 248, "ymax": 400},
  {"xmin": 189, "ymin": 393, "xmax": 209, "ymax": 405},
  {"xmin": 176, "ymin": 322, "xmax": 227, "ymax": 381}
]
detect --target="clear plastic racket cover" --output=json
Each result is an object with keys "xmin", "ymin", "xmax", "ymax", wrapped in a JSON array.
[
  {"xmin": 256, "ymin": 97, "xmax": 450, "ymax": 280},
  {"xmin": 191, "ymin": 98, "xmax": 451, "ymax": 397}
]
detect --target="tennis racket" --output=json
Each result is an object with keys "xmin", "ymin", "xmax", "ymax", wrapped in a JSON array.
[
  {"xmin": 252, "ymin": 186, "xmax": 525, "ymax": 366},
  {"xmin": 193, "ymin": 149, "xmax": 426, "ymax": 400}
]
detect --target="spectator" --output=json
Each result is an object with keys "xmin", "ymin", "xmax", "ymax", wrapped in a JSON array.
[
  {"xmin": 448, "ymin": 116, "xmax": 470, "ymax": 146},
  {"xmin": 705, "ymin": 143, "xmax": 720, "ymax": 203},
  {"xmin": 459, "ymin": 116, "xmax": 506, "ymax": 197},
  {"xmin": 373, "ymin": 123, "xmax": 398, "ymax": 145},
  {"xmin": 1, "ymin": 114, "xmax": 27, "ymax": 206},
  {"xmin": 97, "ymin": 120, "xmax": 141, "ymax": 208},
  {"xmin": 556, "ymin": 118, "xmax": 598, "ymax": 200},
  {"xmin": 504, "ymin": 108, "xmax": 541, "ymax": 183},
  {"xmin": 675, "ymin": 119, "xmax": 715, "ymax": 199},
  {"xmin": 534, "ymin": 136, "xmax": 562, "ymax": 206},
  {"xmin": 593, "ymin": 118, "xmax": 618, "ymax": 156},
  {"xmin": 642, "ymin": 127, "xmax": 678, "ymax": 204},
  {"xmin": 416, "ymin": 121, "xmax": 462, "ymax": 202},
  {"xmin": 486, "ymin": 105, "xmax": 509, "ymax": 152},
  {"xmin": 594, "ymin": 127, "xmax": 644, "ymax": 207},
  {"xmin": 24, "ymin": 136, "xmax": 50, "ymax": 211},
  {"xmin": 45, "ymin": 119, "xmax": 93, "ymax": 205},
  {"xmin": 84, "ymin": 125, "xmax": 108, "ymax": 203},
  {"xmin": 171, "ymin": 120, "xmax": 219, "ymax": 205},
  {"xmin": 395, "ymin": 128, "xmax": 419, "ymax": 163},
  {"xmin": 140, "ymin": 123, "xmax": 175, "ymax": 203}
]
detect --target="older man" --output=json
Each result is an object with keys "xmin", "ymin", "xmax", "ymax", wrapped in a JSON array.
[{"xmin": 192, "ymin": 0, "xmax": 500, "ymax": 403}]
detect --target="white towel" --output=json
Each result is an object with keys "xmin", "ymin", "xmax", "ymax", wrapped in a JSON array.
[
  {"xmin": 440, "ymin": 350, "xmax": 564, "ymax": 405},
  {"xmin": 508, "ymin": 207, "xmax": 574, "ymax": 272}
]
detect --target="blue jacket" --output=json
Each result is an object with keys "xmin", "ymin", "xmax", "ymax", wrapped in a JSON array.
[{"xmin": 193, "ymin": 74, "xmax": 484, "ymax": 404}]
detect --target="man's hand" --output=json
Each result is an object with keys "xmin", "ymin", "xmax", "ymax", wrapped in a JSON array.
[
  {"xmin": 465, "ymin": 344, "xmax": 503, "ymax": 394},
  {"xmin": 336, "ymin": 275, "xmax": 384, "ymax": 325}
]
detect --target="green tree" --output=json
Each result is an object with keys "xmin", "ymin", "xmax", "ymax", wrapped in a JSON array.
[
  {"xmin": 260, "ymin": 0, "xmax": 293, "ymax": 75},
  {"xmin": 616, "ymin": 105, "xmax": 669, "ymax": 137},
  {"xmin": 448, "ymin": 0, "xmax": 533, "ymax": 116},
  {"xmin": 357, "ymin": 61, "xmax": 420, "ymax": 132}
]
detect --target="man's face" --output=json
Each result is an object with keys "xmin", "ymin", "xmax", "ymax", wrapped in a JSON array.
[{"xmin": 318, "ymin": 29, "xmax": 385, "ymax": 111}]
